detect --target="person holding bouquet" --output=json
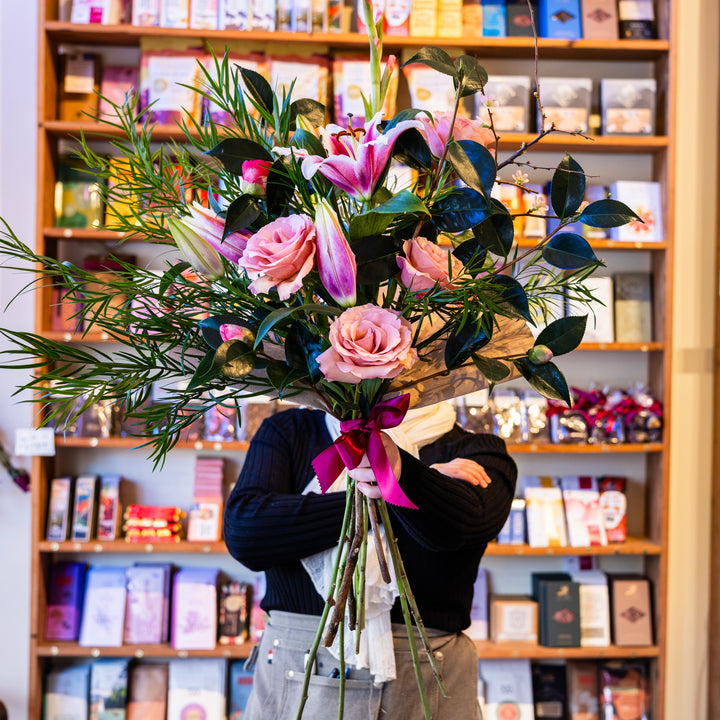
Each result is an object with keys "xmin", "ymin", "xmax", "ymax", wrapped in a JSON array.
[{"xmin": 224, "ymin": 399, "xmax": 517, "ymax": 719}]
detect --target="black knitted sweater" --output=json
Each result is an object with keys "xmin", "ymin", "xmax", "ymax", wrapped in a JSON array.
[{"xmin": 223, "ymin": 408, "xmax": 517, "ymax": 633}]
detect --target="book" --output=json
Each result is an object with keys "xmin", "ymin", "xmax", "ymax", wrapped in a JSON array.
[
  {"xmin": 190, "ymin": 0, "xmax": 219, "ymax": 28},
  {"xmin": 127, "ymin": 664, "xmax": 169, "ymax": 720},
  {"xmin": 598, "ymin": 476, "xmax": 627, "ymax": 542},
  {"xmin": 71, "ymin": 474, "xmax": 99, "ymax": 542},
  {"xmin": 522, "ymin": 476, "xmax": 568, "ymax": 548},
  {"xmin": 505, "ymin": 0, "xmax": 537, "ymax": 36},
  {"xmin": 229, "ymin": 661, "xmax": 254, "ymax": 718},
  {"xmin": 462, "ymin": 0, "xmax": 483, "ymax": 37},
  {"xmin": 54, "ymin": 162, "xmax": 104, "ymax": 229},
  {"xmin": 580, "ymin": 0, "xmax": 618, "ymax": 40},
  {"xmin": 46, "ymin": 561, "xmax": 87, "ymax": 641},
  {"xmin": 96, "ymin": 475, "xmax": 123, "ymax": 541},
  {"xmin": 437, "ymin": 0, "xmax": 463, "ymax": 36},
  {"xmin": 98, "ymin": 65, "xmax": 140, "ymax": 118},
  {"xmin": 79, "ymin": 565, "xmax": 128, "ymax": 647},
  {"xmin": 538, "ymin": 0, "xmax": 582, "ymax": 39},
  {"xmin": 467, "ymin": 568, "xmax": 489, "ymax": 640},
  {"xmin": 566, "ymin": 275, "xmax": 614, "ymax": 344},
  {"xmin": 46, "ymin": 476, "xmax": 74, "ymax": 541},
  {"xmin": 409, "ymin": 0, "xmax": 438, "ymax": 35},
  {"xmin": 132, "ymin": 0, "xmax": 162, "ymax": 25},
  {"xmin": 166, "ymin": 659, "xmax": 227, "ymax": 720},
  {"xmin": 599, "ymin": 661, "xmax": 650, "ymax": 720},
  {"xmin": 44, "ymin": 664, "xmax": 91, "ymax": 720},
  {"xmin": 614, "ymin": 272, "xmax": 653, "ymax": 343},
  {"xmin": 385, "ymin": 0, "xmax": 410, "ymax": 35},
  {"xmin": 58, "ymin": 52, "xmax": 101, "ymax": 121},
  {"xmin": 489, "ymin": 595, "xmax": 538, "ymax": 643},
  {"xmin": 572, "ymin": 570, "xmax": 611, "ymax": 647},
  {"xmin": 532, "ymin": 663, "xmax": 567, "ymax": 720},
  {"xmin": 218, "ymin": 0, "xmax": 250, "ymax": 28},
  {"xmin": 601, "ymin": 78, "xmax": 657, "ymax": 136},
  {"xmin": 610, "ymin": 576, "xmax": 653, "ymax": 646},
  {"xmin": 477, "ymin": 659, "xmax": 534, "ymax": 720},
  {"xmin": 124, "ymin": 564, "xmax": 170, "ymax": 644},
  {"xmin": 532, "ymin": 573, "xmax": 581, "ymax": 647},
  {"xmin": 171, "ymin": 567, "xmax": 219, "ymax": 649},
  {"xmin": 90, "ymin": 659, "xmax": 129, "ymax": 720},
  {"xmin": 160, "ymin": 0, "xmax": 190, "ymax": 26},
  {"xmin": 560, "ymin": 476, "xmax": 608, "ymax": 547},
  {"xmin": 566, "ymin": 660, "xmax": 600, "ymax": 720},
  {"xmin": 496, "ymin": 497, "xmax": 526, "ymax": 544},
  {"xmin": 481, "ymin": 0, "xmax": 506, "ymax": 36},
  {"xmin": 608, "ymin": 181, "xmax": 663, "ymax": 242}
]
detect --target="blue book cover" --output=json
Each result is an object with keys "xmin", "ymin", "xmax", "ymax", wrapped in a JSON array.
[
  {"xmin": 90, "ymin": 659, "xmax": 129, "ymax": 720},
  {"xmin": 481, "ymin": 0, "xmax": 507, "ymax": 36},
  {"xmin": 539, "ymin": 0, "xmax": 582, "ymax": 39},
  {"xmin": 46, "ymin": 561, "xmax": 87, "ymax": 641},
  {"xmin": 44, "ymin": 664, "xmax": 91, "ymax": 720},
  {"xmin": 229, "ymin": 661, "xmax": 254, "ymax": 718}
]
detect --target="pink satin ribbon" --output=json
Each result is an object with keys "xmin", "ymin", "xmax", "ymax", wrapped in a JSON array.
[{"xmin": 311, "ymin": 394, "xmax": 417, "ymax": 509}]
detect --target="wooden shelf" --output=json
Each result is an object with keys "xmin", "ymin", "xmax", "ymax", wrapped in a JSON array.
[
  {"xmin": 577, "ymin": 342, "xmax": 663, "ymax": 351},
  {"xmin": 485, "ymin": 537, "xmax": 661, "ymax": 556},
  {"xmin": 472, "ymin": 641, "xmax": 660, "ymax": 660},
  {"xmin": 506, "ymin": 442, "xmax": 663, "ymax": 454},
  {"xmin": 44, "ymin": 21, "xmax": 669, "ymax": 59}
]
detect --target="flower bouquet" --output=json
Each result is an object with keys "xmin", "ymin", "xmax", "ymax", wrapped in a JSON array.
[{"xmin": 0, "ymin": 2, "xmax": 641, "ymax": 717}]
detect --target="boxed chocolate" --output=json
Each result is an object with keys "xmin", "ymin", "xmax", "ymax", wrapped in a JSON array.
[
  {"xmin": 532, "ymin": 663, "xmax": 568, "ymax": 720},
  {"xmin": 505, "ymin": 0, "xmax": 538, "ymax": 36},
  {"xmin": 535, "ymin": 577, "xmax": 582, "ymax": 647},
  {"xmin": 481, "ymin": 0, "xmax": 507, "ymax": 37},
  {"xmin": 566, "ymin": 661, "xmax": 600, "ymax": 720},
  {"xmin": 476, "ymin": 75, "xmax": 532, "ymax": 133},
  {"xmin": 614, "ymin": 272, "xmax": 653, "ymax": 343},
  {"xmin": 610, "ymin": 576, "xmax": 653, "ymax": 646},
  {"xmin": 618, "ymin": 0, "xmax": 655, "ymax": 39},
  {"xmin": 599, "ymin": 661, "xmax": 650, "ymax": 720},
  {"xmin": 580, "ymin": 0, "xmax": 618, "ymax": 40},
  {"xmin": 538, "ymin": 0, "xmax": 582, "ymax": 39},
  {"xmin": 490, "ymin": 594, "xmax": 538, "ymax": 643},
  {"xmin": 538, "ymin": 77, "xmax": 593, "ymax": 133},
  {"xmin": 601, "ymin": 79, "xmax": 657, "ymax": 136}
]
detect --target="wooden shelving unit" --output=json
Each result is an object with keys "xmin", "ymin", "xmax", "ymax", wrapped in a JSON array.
[{"xmin": 29, "ymin": 0, "xmax": 676, "ymax": 718}]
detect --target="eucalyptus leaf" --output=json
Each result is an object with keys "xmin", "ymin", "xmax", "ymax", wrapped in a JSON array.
[
  {"xmin": 550, "ymin": 153, "xmax": 586, "ymax": 218},
  {"xmin": 223, "ymin": 195, "xmax": 263, "ymax": 239},
  {"xmin": 534, "ymin": 315, "xmax": 588, "ymax": 356},
  {"xmin": 513, "ymin": 358, "xmax": 571, "ymax": 405},
  {"xmin": 205, "ymin": 137, "xmax": 273, "ymax": 175},
  {"xmin": 291, "ymin": 128, "xmax": 326, "ymax": 156},
  {"xmin": 240, "ymin": 67, "xmax": 274, "ymax": 114},
  {"xmin": 542, "ymin": 232, "xmax": 601, "ymax": 270},
  {"xmin": 472, "ymin": 354, "xmax": 511, "ymax": 382},
  {"xmin": 402, "ymin": 47, "xmax": 458, "ymax": 77},
  {"xmin": 434, "ymin": 188, "xmax": 491, "ymax": 232},
  {"xmin": 454, "ymin": 55, "xmax": 489, "ymax": 97},
  {"xmin": 580, "ymin": 199, "xmax": 642, "ymax": 228}
]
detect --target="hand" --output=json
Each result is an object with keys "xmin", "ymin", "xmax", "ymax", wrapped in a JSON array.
[
  {"xmin": 430, "ymin": 458, "xmax": 492, "ymax": 488},
  {"xmin": 348, "ymin": 432, "xmax": 401, "ymax": 499}
]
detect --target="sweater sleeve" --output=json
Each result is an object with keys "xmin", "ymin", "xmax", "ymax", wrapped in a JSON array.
[
  {"xmin": 223, "ymin": 412, "xmax": 347, "ymax": 571},
  {"xmin": 389, "ymin": 428, "xmax": 517, "ymax": 552}
]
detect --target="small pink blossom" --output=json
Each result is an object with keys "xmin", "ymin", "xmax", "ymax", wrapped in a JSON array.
[
  {"xmin": 417, "ymin": 112, "xmax": 495, "ymax": 158},
  {"xmin": 396, "ymin": 237, "xmax": 463, "ymax": 292},
  {"xmin": 219, "ymin": 324, "xmax": 254, "ymax": 343},
  {"xmin": 239, "ymin": 215, "xmax": 317, "ymax": 300},
  {"xmin": 238, "ymin": 160, "xmax": 272, "ymax": 196},
  {"xmin": 512, "ymin": 170, "xmax": 529, "ymax": 186},
  {"xmin": 317, "ymin": 304, "xmax": 418, "ymax": 383}
]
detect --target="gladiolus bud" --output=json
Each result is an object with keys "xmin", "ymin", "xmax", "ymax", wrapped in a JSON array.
[
  {"xmin": 314, "ymin": 199, "xmax": 357, "ymax": 307},
  {"xmin": 168, "ymin": 216, "xmax": 225, "ymax": 280},
  {"xmin": 528, "ymin": 345, "xmax": 554, "ymax": 364}
]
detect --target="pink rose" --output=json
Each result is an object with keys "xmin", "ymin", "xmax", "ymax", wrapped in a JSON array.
[
  {"xmin": 317, "ymin": 304, "xmax": 418, "ymax": 383},
  {"xmin": 417, "ymin": 112, "xmax": 495, "ymax": 158},
  {"xmin": 240, "ymin": 215, "xmax": 316, "ymax": 300},
  {"xmin": 396, "ymin": 236, "xmax": 464, "ymax": 292},
  {"xmin": 239, "ymin": 160, "xmax": 272, "ymax": 196},
  {"xmin": 219, "ymin": 324, "xmax": 254, "ymax": 344}
]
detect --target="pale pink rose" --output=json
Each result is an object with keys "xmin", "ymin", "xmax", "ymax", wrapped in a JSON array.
[
  {"xmin": 240, "ymin": 215, "xmax": 316, "ymax": 300},
  {"xmin": 417, "ymin": 112, "xmax": 495, "ymax": 158},
  {"xmin": 396, "ymin": 236, "xmax": 464, "ymax": 292},
  {"xmin": 317, "ymin": 304, "xmax": 418, "ymax": 384},
  {"xmin": 219, "ymin": 324, "xmax": 254, "ymax": 343},
  {"xmin": 239, "ymin": 160, "xmax": 272, "ymax": 196}
]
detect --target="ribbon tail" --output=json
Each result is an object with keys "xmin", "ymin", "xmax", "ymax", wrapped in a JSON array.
[
  {"xmin": 312, "ymin": 444, "xmax": 348, "ymax": 494},
  {"xmin": 368, "ymin": 432, "xmax": 417, "ymax": 510}
]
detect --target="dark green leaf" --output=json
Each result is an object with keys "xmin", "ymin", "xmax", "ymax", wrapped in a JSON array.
[
  {"xmin": 580, "ymin": 199, "xmax": 642, "ymax": 228},
  {"xmin": 354, "ymin": 234, "xmax": 402, "ymax": 284},
  {"xmin": 199, "ymin": 314, "xmax": 255, "ymax": 349},
  {"xmin": 267, "ymin": 361, "xmax": 308, "ymax": 392},
  {"xmin": 445, "ymin": 316, "xmax": 493, "ymax": 370},
  {"xmin": 266, "ymin": 159, "xmax": 295, "ymax": 216},
  {"xmin": 223, "ymin": 195, "xmax": 262, "ymax": 239},
  {"xmin": 291, "ymin": 128, "xmax": 326, "ymax": 157},
  {"xmin": 448, "ymin": 140, "xmax": 496, "ymax": 196},
  {"xmin": 205, "ymin": 137, "xmax": 273, "ymax": 175},
  {"xmin": 434, "ymin": 188, "xmax": 491, "ymax": 232},
  {"xmin": 453, "ymin": 238, "xmax": 487, "ymax": 274},
  {"xmin": 513, "ymin": 358, "xmax": 571, "ymax": 405},
  {"xmin": 240, "ymin": 67, "xmax": 274, "ymax": 114},
  {"xmin": 392, "ymin": 128, "xmax": 432, "ymax": 171},
  {"xmin": 550, "ymin": 153, "xmax": 586, "ymax": 218},
  {"xmin": 187, "ymin": 349, "xmax": 217, "ymax": 390},
  {"xmin": 159, "ymin": 262, "xmax": 192, "ymax": 296},
  {"xmin": 454, "ymin": 55, "xmax": 488, "ymax": 97},
  {"xmin": 535, "ymin": 315, "xmax": 588, "ymax": 356},
  {"xmin": 542, "ymin": 232, "xmax": 601, "ymax": 270},
  {"xmin": 349, "ymin": 213, "xmax": 394, "ymax": 241},
  {"xmin": 212, "ymin": 338, "xmax": 256, "ymax": 378},
  {"xmin": 285, "ymin": 321, "xmax": 323, "ymax": 381},
  {"xmin": 290, "ymin": 98, "xmax": 326, "ymax": 128},
  {"xmin": 402, "ymin": 47, "xmax": 458, "ymax": 77},
  {"xmin": 472, "ymin": 199, "xmax": 514, "ymax": 256},
  {"xmin": 472, "ymin": 354, "xmax": 511, "ymax": 382},
  {"xmin": 254, "ymin": 303, "xmax": 341, "ymax": 348},
  {"xmin": 488, "ymin": 275, "xmax": 532, "ymax": 322}
]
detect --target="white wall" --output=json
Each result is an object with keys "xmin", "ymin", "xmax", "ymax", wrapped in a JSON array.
[
  {"xmin": 0, "ymin": 2, "xmax": 717, "ymax": 719},
  {"xmin": 0, "ymin": 2, "xmax": 37, "ymax": 718}
]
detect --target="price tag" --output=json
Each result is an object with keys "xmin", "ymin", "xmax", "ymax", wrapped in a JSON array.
[{"xmin": 14, "ymin": 428, "xmax": 56, "ymax": 457}]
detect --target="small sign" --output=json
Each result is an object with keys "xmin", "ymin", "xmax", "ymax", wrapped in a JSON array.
[{"xmin": 15, "ymin": 428, "xmax": 56, "ymax": 457}]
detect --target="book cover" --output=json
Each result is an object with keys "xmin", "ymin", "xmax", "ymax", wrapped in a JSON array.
[
  {"xmin": 580, "ymin": 0, "xmax": 618, "ymax": 40},
  {"xmin": 480, "ymin": 0, "xmax": 506, "ymax": 36},
  {"xmin": 489, "ymin": 595, "xmax": 538, "ymax": 643},
  {"xmin": 599, "ymin": 661, "xmax": 650, "ymax": 720},
  {"xmin": 566, "ymin": 660, "xmax": 600, "ymax": 720},
  {"xmin": 539, "ymin": 0, "xmax": 582, "ymax": 38},
  {"xmin": 132, "ymin": 0, "xmax": 162, "ymax": 25},
  {"xmin": 160, "ymin": 0, "xmax": 190, "ymax": 26},
  {"xmin": 218, "ymin": 0, "xmax": 250, "ymax": 29},
  {"xmin": 58, "ymin": 52, "xmax": 101, "ymax": 121},
  {"xmin": 467, "ymin": 568, "xmax": 489, "ymax": 640},
  {"xmin": 166, "ymin": 659, "xmax": 227, "ymax": 720},
  {"xmin": 190, "ymin": 0, "xmax": 219, "ymax": 28},
  {"xmin": 98, "ymin": 66, "xmax": 140, "ymax": 118},
  {"xmin": 171, "ymin": 567, "xmax": 219, "ymax": 649},
  {"xmin": 610, "ymin": 577, "xmax": 653, "ymax": 646},
  {"xmin": 532, "ymin": 573, "xmax": 581, "ymax": 647},
  {"xmin": 97, "ymin": 475, "xmax": 123, "ymax": 541},
  {"xmin": 71, "ymin": 474, "xmax": 99, "ymax": 542},
  {"xmin": 478, "ymin": 659, "xmax": 534, "ymax": 720},
  {"xmin": 532, "ymin": 663, "xmax": 567, "ymax": 720},
  {"xmin": 385, "ymin": 0, "xmax": 410, "ymax": 35},
  {"xmin": 522, "ymin": 476, "xmax": 568, "ymax": 548},
  {"xmin": 124, "ymin": 564, "xmax": 169, "ymax": 644},
  {"xmin": 561, "ymin": 476, "xmax": 608, "ymax": 547},
  {"xmin": 496, "ymin": 497, "xmax": 526, "ymax": 545},
  {"xmin": 229, "ymin": 661, "xmax": 254, "ymax": 718},
  {"xmin": 90, "ymin": 659, "xmax": 129, "ymax": 720},
  {"xmin": 437, "ymin": 0, "xmax": 463, "ymax": 36},
  {"xmin": 46, "ymin": 561, "xmax": 87, "ymax": 641},
  {"xmin": 614, "ymin": 272, "xmax": 653, "ymax": 343},
  {"xmin": 79, "ymin": 565, "xmax": 128, "ymax": 647},
  {"xmin": 572, "ymin": 570, "xmax": 611, "ymax": 647},
  {"xmin": 566, "ymin": 275, "xmax": 614, "ymax": 344},
  {"xmin": 127, "ymin": 664, "xmax": 169, "ymax": 720},
  {"xmin": 44, "ymin": 664, "xmax": 91, "ymax": 720},
  {"xmin": 46, "ymin": 476, "xmax": 75, "ymax": 541},
  {"xmin": 462, "ymin": 0, "xmax": 483, "ymax": 37},
  {"xmin": 609, "ymin": 181, "xmax": 663, "ymax": 242},
  {"xmin": 409, "ymin": 0, "xmax": 438, "ymax": 35}
]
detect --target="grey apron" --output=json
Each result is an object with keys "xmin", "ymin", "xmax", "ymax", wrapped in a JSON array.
[{"xmin": 242, "ymin": 610, "xmax": 482, "ymax": 719}]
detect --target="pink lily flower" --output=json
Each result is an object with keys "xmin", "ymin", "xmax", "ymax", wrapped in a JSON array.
[
  {"xmin": 301, "ymin": 112, "xmax": 423, "ymax": 202},
  {"xmin": 314, "ymin": 198, "xmax": 357, "ymax": 307}
]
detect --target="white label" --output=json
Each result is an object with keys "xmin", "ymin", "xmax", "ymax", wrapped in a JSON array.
[{"xmin": 15, "ymin": 428, "xmax": 56, "ymax": 457}]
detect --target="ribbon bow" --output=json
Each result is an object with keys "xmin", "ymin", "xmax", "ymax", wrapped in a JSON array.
[{"xmin": 311, "ymin": 394, "xmax": 417, "ymax": 509}]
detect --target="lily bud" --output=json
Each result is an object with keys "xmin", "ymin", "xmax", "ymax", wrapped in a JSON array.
[
  {"xmin": 528, "ymin": 344, "xmax": 554, "ymax": 364},
  {"xmin": 168, "ymin": 216, "xmax": 225, "ymax": 280},
  {"xmin": 314, "ymin": 198, "xmax": 357, "ymax": 307}
]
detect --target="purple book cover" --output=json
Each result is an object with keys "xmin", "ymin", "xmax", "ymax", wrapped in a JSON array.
[
  {"xmin": 46, "ymin": 561, "xmax": 87, "ymax": 641},
  {"xmin": 171, "ymin": 567, "xmax": 219, "ymax": 650},
  {"xmin": 124, "ymin": 565, "xmax": 169, "ymax": 644}
]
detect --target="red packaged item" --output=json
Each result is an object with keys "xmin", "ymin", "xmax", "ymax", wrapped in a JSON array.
[
  {"xmin": 599, "ymin": 661, "xmax": 649, "ymax": 720},
  {"xmin": 598, "ymin": 477, "xmax": 627, "ymax": 543}
]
